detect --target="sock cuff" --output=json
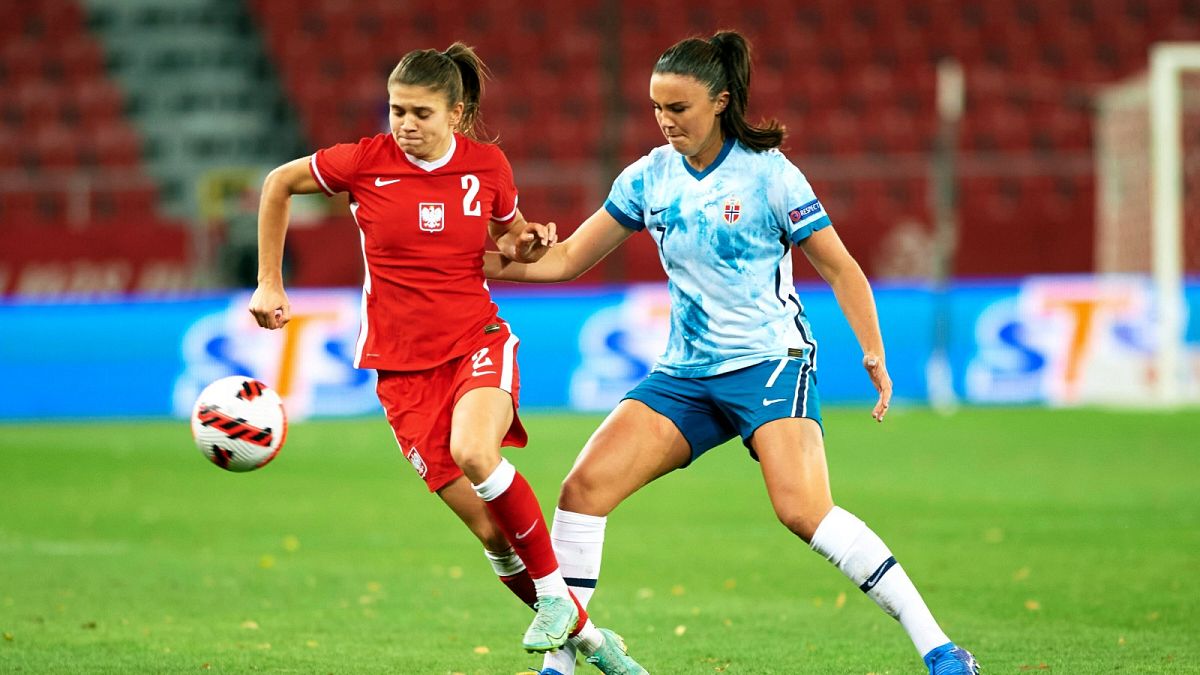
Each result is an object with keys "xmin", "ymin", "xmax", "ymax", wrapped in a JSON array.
[
  {"xmin": 552, "ymin": 508, "xmax": 607, "ymax": 542},
  {"xmin": 471, "ymin": 458, "xmax": 516, "ymax": 501},
  {"xmin": 809, "ymin": 505, "xmax": 866, "ymax": 564},
  {"xmin": 483, "ymin": 546, "xmax": 526, "ymax": 576},
  {"xmin": 571, "ymin": 619, "xmax": 604, "ymax": 655}
]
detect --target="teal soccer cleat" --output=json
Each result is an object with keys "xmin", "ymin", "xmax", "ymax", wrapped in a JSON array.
[
  {"xmin": 924, "ymin": 642, "xmax": 980, "ymax": 674},
  {"xmin": 523, "ymin": 596, "xmax": 578, "ymax": 653},
  {"xmin": 585, "ymin": 628, "xmax": 648, "ymax": 675}
]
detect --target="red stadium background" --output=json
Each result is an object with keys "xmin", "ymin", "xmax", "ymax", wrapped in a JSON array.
[{"xmin": 3, "ymin": 0, "xmax": 1199, "ymax": 294}]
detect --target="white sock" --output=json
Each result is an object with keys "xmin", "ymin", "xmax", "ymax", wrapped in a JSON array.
[
  {"xmin": 470, "ymin": 458, "xmax": 515, "ymax": 501},
  {"xmin": 810, "ymin": 506, "xmax": 950, "ymax": 657},
  {"xmin": 572, "ymin": 620, "xmax": 605, "ymax": 655},
  {"xmin": 482, "ymin": 546, "xmax": 525, "ymax": 576},
  {"xmin": 544, "ymin": 508, "xmax": 607, "ymax": 674},
  {"xmin": 532, "ymin": 573, "xmax": 570, "ymax": 599}
]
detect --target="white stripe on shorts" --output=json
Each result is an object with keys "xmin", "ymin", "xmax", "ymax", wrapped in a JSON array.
[
  {"xmin": 499, "ymin": 325, "xmax": 519, "ymax": 393},
  {"xmin": 791, "ymin": 363, "xmax": 809, "ymax": 418}
]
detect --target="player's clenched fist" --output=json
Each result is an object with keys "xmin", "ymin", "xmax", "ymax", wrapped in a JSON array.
[{"xmin": 248, "ymin": 284, "xmax": 291, "ymax": 330}]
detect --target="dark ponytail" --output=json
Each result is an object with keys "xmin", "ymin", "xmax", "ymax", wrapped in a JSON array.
[
  {"xmin": 654, "ymin": 30, "xmax": 784, "ymax": 151},
  {"xmin": 387, "ymin": 42, "xmax": 493, "ymax": 140},
  {"xmin": 442, "ymin": 43, "xmax": 489, "ymax": 140}
]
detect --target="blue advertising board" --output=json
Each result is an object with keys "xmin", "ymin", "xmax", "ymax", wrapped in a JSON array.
[{"xmin": 1, "ymin": 278, "xmax": 1196, "ymax": 420}]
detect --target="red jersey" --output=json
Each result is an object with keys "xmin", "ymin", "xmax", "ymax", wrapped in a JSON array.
[{"xmin": 309, "ymin": 133, "xmax": 518, "ymax": 371}]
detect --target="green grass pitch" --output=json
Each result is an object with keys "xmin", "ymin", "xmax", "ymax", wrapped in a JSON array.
[{"xmin": 2, "ymin": 408, "xmax": 1197, "ymax": 673}]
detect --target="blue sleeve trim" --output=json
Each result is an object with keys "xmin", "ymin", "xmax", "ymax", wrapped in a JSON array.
[
  {"xmin": 604, "ymin": 199, "xmax": 645, "ymax": 231},
  {"xmin": 789, "ymin": 215, "xmax": 832, "ymax": 244}
]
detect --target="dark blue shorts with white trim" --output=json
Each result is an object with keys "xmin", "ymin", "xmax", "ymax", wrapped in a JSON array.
[{"xmin": 623, "ymin": 356, "xmax": 823, "ymax": 466}]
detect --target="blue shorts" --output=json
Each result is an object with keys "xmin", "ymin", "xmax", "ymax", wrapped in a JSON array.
[{"xmin": 623, "ymin": 357, "xmax": 822, "ymax": 466}]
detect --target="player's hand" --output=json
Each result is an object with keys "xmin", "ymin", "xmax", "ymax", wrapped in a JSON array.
[
  {"xmin": 511, "ymin": 221, "xmax": 557, "ymax": 263},
  {"xmin": 862, "ymin": 353, "xmax": 892, "ymax": 422},
  {"xmin": 248, "ymin": 283, "xmax": 291, "ymax": 330}
]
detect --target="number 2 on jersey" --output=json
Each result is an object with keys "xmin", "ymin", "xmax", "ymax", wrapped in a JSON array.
[{"xmin": 461, "ymin": 175, "xmax": 481, "ymax": 216}]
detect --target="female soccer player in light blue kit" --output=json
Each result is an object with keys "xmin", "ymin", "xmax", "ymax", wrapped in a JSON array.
[{"xmin": 487, "ymin": 31, "xmax": 978, "ymax": 675}]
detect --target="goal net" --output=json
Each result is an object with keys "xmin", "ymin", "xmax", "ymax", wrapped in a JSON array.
[{"xmin": 1095, "ymin": 43, "xmax": 1200, "ymax": 405}]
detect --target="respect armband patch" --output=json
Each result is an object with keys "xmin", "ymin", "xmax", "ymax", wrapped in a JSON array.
[{"xmin": 788, "ymin": 199, "xmax": 824, "ymax": 224}]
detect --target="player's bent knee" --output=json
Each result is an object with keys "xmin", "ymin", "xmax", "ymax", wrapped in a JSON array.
[
  {"xmin": 449, "ymin": 442, "xmax": 501, "ymax": 483},
  {"xmin": 557, "ymin": 473, "xmax": 590, "ymax": 511},
  {"xmin": 557, "ymin": 471, "xmax": 611, "ymax": 516},
  {"xmin": 776, "ymin": 509, "xmax": 824, "ymax": 543}
]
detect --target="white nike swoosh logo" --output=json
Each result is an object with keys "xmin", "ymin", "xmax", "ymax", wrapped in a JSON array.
[
  {"xmin": 375, "ymin": 178, "xmax": 401, "ymax": 186},
  {"xmin": 514, "ymin": 522, "xmax": 537, "ymax": 540},
  {"xmin": 763, "ymin": 398, "xmax": 788, "ymax": 406}
]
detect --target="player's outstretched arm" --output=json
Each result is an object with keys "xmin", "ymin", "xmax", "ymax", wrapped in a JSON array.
[
  {"xmin": 484, "ymin": 207, "xmax": 634, "ymax": 283},
  {"xmin": 799, "ymin": 226, "xmax": 893, "ymax": 421},
  {"xmin": 248, "ymin": 157, "xmax": 322, "ymax": 330},
  {"xmin": 489, "ymin": 209, "xmax": 557, "ymax": 263}
]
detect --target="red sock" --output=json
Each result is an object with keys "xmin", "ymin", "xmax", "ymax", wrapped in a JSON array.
[
  {"xmin": 481, "ymin": 470, "xmax": 558, "ymax": 579},
  {"xmin": 481, "ymin": 470, "xmax": 591, "ymax": 631},
  {"xmin": 500, "ymin": 570, "xmax": 537, "ymax": 608},
  {"xmin": 568, "ymin": 589, "xmax": 588, "ymax": 636}
]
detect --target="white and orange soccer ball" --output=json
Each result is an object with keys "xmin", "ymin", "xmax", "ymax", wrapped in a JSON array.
[{"xmin": 190, "ymin": 376, "xmax": 288, "ymax": 472}]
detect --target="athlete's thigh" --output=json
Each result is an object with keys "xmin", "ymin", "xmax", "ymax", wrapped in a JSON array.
[
  {"xmin": 750, "ymin": 417, "xmax": 832, "ymax": 539},
  {"xmin": 559, "ymin": 398, "xmax": 692, "ymax": 515},
  {"xmin": 447, "ymin": 323, "xmax": 529, "ymax": 478},
  {"xmin": 450, "ymin": 386, "xmax": 514, "ymax": 451},
  {"xmin": 448, "ymin": 387, "xmax": 513, "ymax": 482}
]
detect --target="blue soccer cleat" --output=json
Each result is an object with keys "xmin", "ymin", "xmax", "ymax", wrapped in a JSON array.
[
  {"xmin": 924, "ymin": 642, "xmax": 980, "ymax": 674},
  {"xmin": 523, "ymin": 595, "xmax": 578, "ymax": 653},
  {"xmin": 534, "ymin": 670, "xmax": 566, "ymax": 675}
]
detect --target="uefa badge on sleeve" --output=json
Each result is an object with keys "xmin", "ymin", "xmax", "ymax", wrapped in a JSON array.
[{"xmin": 722, "ymin": 197, "xmax": 741, "ymax": 224}]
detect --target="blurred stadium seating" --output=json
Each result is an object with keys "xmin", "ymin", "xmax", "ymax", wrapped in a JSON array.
[
  {"xmin": 0, "ymin": 0, "xmax": 158, "ymax": 222},
  {"xmin": 3, "ymin": 0, "xmax": 1199, "ymax": 293}
]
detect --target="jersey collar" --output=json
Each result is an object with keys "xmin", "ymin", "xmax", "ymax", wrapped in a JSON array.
[
  {"xmin": 404, "ymin": 134, "xmax": 457, "ymax": 172},
  {"xmin": 682, "ymin": 136, "xmax": 735, "ymax": 181}
]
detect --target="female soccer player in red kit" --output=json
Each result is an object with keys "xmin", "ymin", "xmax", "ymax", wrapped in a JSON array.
[{"xmin": 247, "ymin": 43, "xmax": 644, "ymax": 673}]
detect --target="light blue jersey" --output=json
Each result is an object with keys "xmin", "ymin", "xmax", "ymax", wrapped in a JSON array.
[{"xmin": 604, "ymin": 137, "xmax": 832, "ymax": 378}]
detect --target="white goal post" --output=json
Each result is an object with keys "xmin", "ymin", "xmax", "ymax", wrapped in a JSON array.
[{"xmin": 1096, "ymin": 42, "xmax": 1200, "ymax": 406}]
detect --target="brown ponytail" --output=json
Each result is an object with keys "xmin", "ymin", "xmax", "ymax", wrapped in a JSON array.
[{"xmin": 654, "ymin": 30, "xmax": 784, "ymax": 151}]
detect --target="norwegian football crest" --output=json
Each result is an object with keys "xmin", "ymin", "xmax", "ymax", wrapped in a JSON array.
[
  {"xmin": 722, "ymin": 197, "xmax": 742, "ymax": 224},
  {"xmin": 405, "ymin": 446, "xmax": 428, "ymax": 477},
  {"xmin": 419, "ymin": 203, "xmax": 445, "ymax": 232}
]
